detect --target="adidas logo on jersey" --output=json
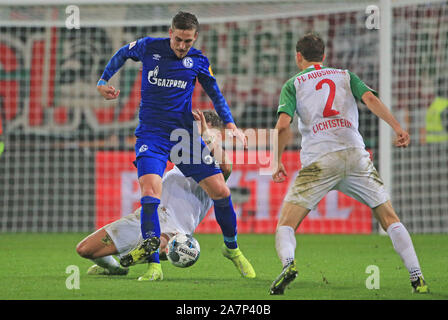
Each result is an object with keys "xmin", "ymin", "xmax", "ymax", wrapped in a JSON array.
[{"xmin": 148, "ymin": 66, "xmax": 187, "ymax": 89}]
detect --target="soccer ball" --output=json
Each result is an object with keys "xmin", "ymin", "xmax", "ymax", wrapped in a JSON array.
[{"xmin": 167, "ymin": 233, "xmax": 200, "ymax": 268}]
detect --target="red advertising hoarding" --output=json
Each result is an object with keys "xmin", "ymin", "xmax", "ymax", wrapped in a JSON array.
[{"xmin": 95, "ymin": 151, "xmax": 372, "ymax": 234}]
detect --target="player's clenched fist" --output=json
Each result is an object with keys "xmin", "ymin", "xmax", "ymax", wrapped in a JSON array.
[
  {"xmin": 272, "ymin": 162, "xmax": 287, "ymax": 183},
  {"xmin": 394, "ymin": 129, "xmax": 410, "ymax": 148},
  {"xmin": 97, "ymin": 84, "xmax": 120, "ymax": 100}
]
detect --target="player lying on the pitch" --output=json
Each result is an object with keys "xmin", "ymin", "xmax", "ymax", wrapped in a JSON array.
[{"xmin": 76, "ymin": 110, "xmax": 256, "ymax": 281}]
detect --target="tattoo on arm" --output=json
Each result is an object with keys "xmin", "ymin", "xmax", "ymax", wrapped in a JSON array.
[{"xmin": 101, "ymin": 233, "xmax": 113, "ymax": 246}]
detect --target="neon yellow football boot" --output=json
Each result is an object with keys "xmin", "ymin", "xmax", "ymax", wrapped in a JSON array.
[
  {"xmin": 221, "ymin": 244, "xmax": 256, "ymax": 279},
  {"xmin": 138, "ymin": 262, "xmax": 163, "ymax": 281},
  {"xmin": 87, "ymin": 264, "xmax": 129, "ymax": 276},
  {"xmin": 411, "ymin": 276, "xmax": 429, "ymax": 293},
  {"xmin": 120, "ymin": 237, "xmax": 160, "ymax": 267},
  {"xmin": 269, "ymin": 260, "xmax": 298, "ymax": 295}
]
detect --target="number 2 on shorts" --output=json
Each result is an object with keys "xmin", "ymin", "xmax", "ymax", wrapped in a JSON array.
[{"xmin": 316, "ymin": 78, "xmax": 339, "ymax": 117}]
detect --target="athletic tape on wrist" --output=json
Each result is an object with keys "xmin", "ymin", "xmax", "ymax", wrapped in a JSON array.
[{"xmin": 97, "ymin": 79, "xmax": 107, "ymax": 86}]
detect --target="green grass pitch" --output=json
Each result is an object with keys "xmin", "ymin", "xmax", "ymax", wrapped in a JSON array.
[{"xmin": 1, "ymin": 233, "xmax": 447, "ymax": 300}]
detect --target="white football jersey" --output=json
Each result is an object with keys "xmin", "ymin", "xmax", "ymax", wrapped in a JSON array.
[
  {"xmin": 104, "ymin": 166, "xmax": 214, "ymax": 256},
  {"xmin": 278, "ymin": 64, "xmax": 376, "ymax": 167},
  {"xmin": 157, "ymin": 166, "xmax": 213, "ymax": 235}
]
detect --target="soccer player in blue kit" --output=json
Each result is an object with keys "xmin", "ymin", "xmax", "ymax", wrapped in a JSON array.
[{"xmin": 96, "ymin": 11, "xmax": 255, "ymax": 278}]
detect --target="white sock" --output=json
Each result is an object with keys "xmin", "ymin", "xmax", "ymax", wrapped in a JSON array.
[
  {"xmin": 386, "ymin": 222, "xmax": 423, "ymax": 281},
  {"xmin": 275, "ymin": 226, "xmax": 296, "ymax": 268},
  {"xmin": 93, "ymin": 256, "xmax": 122, "ymax": 271}
]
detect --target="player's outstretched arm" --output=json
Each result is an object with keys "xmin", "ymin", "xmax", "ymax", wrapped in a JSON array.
[
  {"xmin": 97, "ymin": 40, "xmax": 145, "ymax": 100},
  {"xmin": 272, "ymin": 112, "xmax": 292, "ymax": 183},
  {"xmin": 362, "ymin": 91, "xmax": 410, "ymax": 148}
]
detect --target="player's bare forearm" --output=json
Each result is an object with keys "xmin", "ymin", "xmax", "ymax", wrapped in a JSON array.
[
  {"xmin": 362, "ymin": 91, "xmax": 410, "ymax": 147},
  {"xmin": 362, "ymin": 91, "xmax": 402, "ymax": 132},
  {"xmin": 272, "ymin": 113, "xmax": 292, "ymax": 182},
  {"xmin": 274, "ymin": 113, "xmax": 293, "ymax": 163}
]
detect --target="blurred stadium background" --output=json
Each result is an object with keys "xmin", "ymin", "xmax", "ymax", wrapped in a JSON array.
[{"xmin": 0, "ymin": 0, "xmax": 447, "ymax": 234}]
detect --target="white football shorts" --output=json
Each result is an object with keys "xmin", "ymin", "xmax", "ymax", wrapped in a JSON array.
[{"xmin": 284, "ymin": 147, "xmax": 390, "ymax": 210}]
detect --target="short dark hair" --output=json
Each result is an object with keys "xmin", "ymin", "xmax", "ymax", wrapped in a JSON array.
[
  {"xmin": 202, "ymin": 110, "xmax": 223, "ymax": 129},
  {"xmin": 296, "ymin": 32, "xmax": 325, "ymax": 62},
  {"xmin": 171, "ymin": 11, "xmax": 199, "ymax": 32}
]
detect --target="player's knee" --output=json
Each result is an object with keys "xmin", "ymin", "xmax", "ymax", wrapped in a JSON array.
[
  {"xmin": 76, "ymin": 240, "xmax": 93, "ymax": 259},
  {"xmin": 211, "ymin": 183, "xmax": 231, "ymax": 199},
  {"xmin": 139, "ymin": 175, "xmax": 162, "ymax": 198},
  {"xmin": 140, "ymin": 184, "xmax": 161, "ymax": 198},
  {"xmin": 373, "ymin": 201, "xmax": 400, "ymax": 230}
]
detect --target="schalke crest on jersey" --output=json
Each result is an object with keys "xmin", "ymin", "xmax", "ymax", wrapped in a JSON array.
[{"xmin": 182, "ymin": 57, "xmax": 194, "ymax": 68}]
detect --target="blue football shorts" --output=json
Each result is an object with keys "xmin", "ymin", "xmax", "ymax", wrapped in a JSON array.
[{"xmin": 134, "ymin": 132, "xmax": 222, "ymax": 183}]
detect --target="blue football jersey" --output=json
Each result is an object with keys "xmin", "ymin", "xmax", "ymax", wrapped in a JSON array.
[{"xmin": 100, "ymin": 37, "xmax": 234, "ymax": 137}]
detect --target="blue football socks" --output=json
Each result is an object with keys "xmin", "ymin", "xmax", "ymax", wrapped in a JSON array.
[
  {"xmin": 213, "ymin": 196, "xmax": 238, "ymax": 249},
  {"xmin": 141, "ymin": 196, "xmax": 161, "ymax": 263},
  {"xmin": 140, "ymin": 196, "xmax": 161, "ymax": 240}
]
